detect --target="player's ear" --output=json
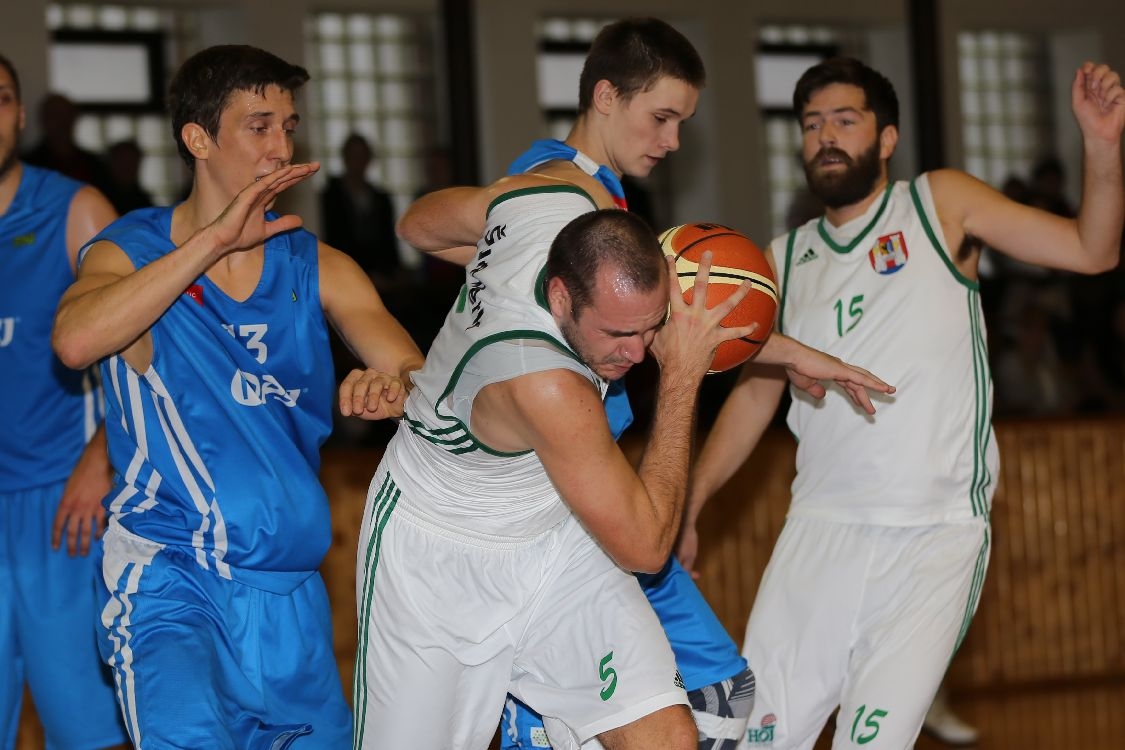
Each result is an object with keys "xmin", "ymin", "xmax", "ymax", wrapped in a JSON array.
[
  {"xmin": 182, "ymin": 122, "xmax": 211, "ymax": 161},
  {"xmin": 878, "ymin": 124, "xmax": 899, "ymax": 161},
  {"xmin": 546, "ymin": 276, "xmax": 572, "ymax": 318},
  {"xmin": 591, "ymin": 79, "xmax": 620, "ymax": 116}
]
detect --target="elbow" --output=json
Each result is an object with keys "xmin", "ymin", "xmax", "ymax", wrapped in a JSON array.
[
  {"xmin": 53, "ymin": 332, "xmax": 91, "ymax": 371},
  {"xmin": 52, "ymin": 318, "xmax": 96, "ymax": 371},
  {"xmin": 395, "ymin": 212, "xmax": 423, "ymax": 248},
  {"xmin": 1095, "ymin": 250, "xmax": 1121, "ymax": 274},
  {"xmin": 609, "ymin": 544, "xmax": 670, "ymax": 575}
]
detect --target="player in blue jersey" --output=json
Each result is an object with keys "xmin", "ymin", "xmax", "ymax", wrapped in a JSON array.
[
  {"xmin": 397, "ymin": 20, "xmax": 892, "ymax": 749},
  {"xmin": 52, "ymin": 45, "xmax": 424, "ymax": 749},
  {"xmin": 498, "ymin": 20, "xmax": 754, "ymax": 750},
  {"xmin": 0, "ymin": 53, "xmax": 130, "ymax": 750}
]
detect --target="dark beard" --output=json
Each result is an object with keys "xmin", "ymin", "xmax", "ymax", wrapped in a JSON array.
[{"xmin": 804, "ymin": 139, "xmax": 882, "ymax": 210}]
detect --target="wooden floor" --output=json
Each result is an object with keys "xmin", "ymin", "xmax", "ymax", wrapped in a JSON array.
[
  {"xmin": 17, "ymin": 672, "xmax": 1125, "ymax": 748},
  {"xmin": 16, "ymin": 418, "xmax": 1125, "ymax": 748}
]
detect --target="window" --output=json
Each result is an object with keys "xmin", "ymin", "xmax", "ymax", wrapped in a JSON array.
[
  {"xmin": 47, "ymin": 4, "xmax": 197, "ymax": 206},
  {"xmin": 535, "ymin": 17, "xmax": 613, "ymax": 139},
  {"xmin": 957, "ymin": 31, "xmax": 1051, "ymax": 187},
  {"xmin": 304, "ymin": 11, "xmax": 440, "ymax": 266},
  {"xmin": 756, "ymin": 25, "xmax": 868, "ymax": 240}
]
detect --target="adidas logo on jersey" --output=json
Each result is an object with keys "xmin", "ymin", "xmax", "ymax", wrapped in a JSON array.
[{"xmin": 795, "ymin": 247, "xmax": 819, "ymax": 266}]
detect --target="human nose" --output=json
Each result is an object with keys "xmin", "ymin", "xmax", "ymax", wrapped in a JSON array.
[
  {"xmin": 818, "ymin": 121, "xmax": 837, "ymax": 146},
  {"xmin": 271, "ymin": 129, "xmax": 293, "ymax": 166},
  {"xmin": 620, "ymin": 335, "xmax": 647, "ymax": 364},
  {"xmin": 661, "ymin": 123, "xmax": 681, "ymax": 153}
]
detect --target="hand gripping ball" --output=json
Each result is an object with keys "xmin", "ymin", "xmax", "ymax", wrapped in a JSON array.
[{"xmin": 658, "ymin": 222, "xmax": 778, "ymax": 373}]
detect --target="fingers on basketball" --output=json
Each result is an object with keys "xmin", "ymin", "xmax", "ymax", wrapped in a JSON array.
[{"xmin": 659, "ymin": 222, "xmax": 779, "ymax": 373}]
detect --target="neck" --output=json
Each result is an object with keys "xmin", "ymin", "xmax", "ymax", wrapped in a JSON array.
[
  {"xmin": 173, "ymin": 170, "xmax": 233, "ymax": 243},
  {"xmin": 823, "ymin": 176, "xmax": 890, "ymax": 227},
  {"xmin": 565, "ymin": 115, "xmax": 619, "ymax": 177},
  {"xmin": 0, "ymin": 160, "xmax": 22, "ymax": 216}
]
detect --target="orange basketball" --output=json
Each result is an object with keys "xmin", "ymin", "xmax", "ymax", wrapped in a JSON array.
[{"xmin": 658, "ymin": 222, "xmax": 778, "ymax": 373}]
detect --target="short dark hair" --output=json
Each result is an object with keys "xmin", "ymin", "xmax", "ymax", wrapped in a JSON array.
[
  {"xmin": 546, "ymin": 209, "xmax": 666, "ymax": 315},
  {"xmin": 578, "ymin": 18, "xmax": 705, "ymax": 113},
  {"xmin": 793, "ymin": 57, "xmax": 899, "ymax": 132},
  {"xmin": 169, "ymin": 45, "xmax": 309, "ymax": 167},
  {"xmin": 0, "ymin": 53, "xmax": 21, "ymax": 102}
]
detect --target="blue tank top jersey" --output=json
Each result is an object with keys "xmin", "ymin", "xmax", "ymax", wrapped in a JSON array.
[
  {"xmin": 92, "ymin": 207, "xmax": 335, "ymax": 594},
  {"xmin": 507, "ymin": 142, "xmax": 747, "ymax": 691},
  {"xmin": 0, "ymin": 164, "xmax": 101, "ymax": 492}
]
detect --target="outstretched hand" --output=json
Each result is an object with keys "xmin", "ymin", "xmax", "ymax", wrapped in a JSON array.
[
  {"xmin": 1072, "ymin": 62, "xmax": 1125, "ymax": 144},
  {"xmin": 339, "ymin": 367, "xmax": 411, "ymax": 421},
  {"xmin": 205, "ymin": 163, "xmax": 321, "ymax": 256},
  {"xmin": 650, "ymin": 252, "xmax": 759, "ymax": 381},
  {"xmin": 781, "ymin": 334, "xmax": 895, "ymax": 414}
]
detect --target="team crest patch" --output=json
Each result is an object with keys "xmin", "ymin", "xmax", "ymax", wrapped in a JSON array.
[{"xmin": 869, "ymin": 231, "xmax": 908, "ymax": 274}]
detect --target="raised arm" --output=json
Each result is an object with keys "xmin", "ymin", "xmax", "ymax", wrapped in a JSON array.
[
  {"xmin": 933, "ymin": 61, "xmax": 1123, "ymax": 275},
  {"xmin": 474, "ymin": 256, "xmax": 757, "ymax": 572},
  {"xmin": 53, "ymin": 164, "xmax": 318, "ymax": 371},
  {"xmin": 397, "ymin": 174, "xmax": 582, "ymax": 266}
]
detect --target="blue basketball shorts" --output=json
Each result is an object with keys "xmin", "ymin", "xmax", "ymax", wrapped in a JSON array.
[
  {"xmin": 0, "ymin": 481, "xmax": 128, "ymax": 750},
  {"xmin": 98, "ymin": 521, "xmax": 352, "ymax": 749}
]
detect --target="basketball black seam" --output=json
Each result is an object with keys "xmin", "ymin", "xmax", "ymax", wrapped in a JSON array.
[
  {"xmin": 673, "ymin": 233, "xmax": 747, "ymax": 259},
  {"xmin": 678, "ymin": 272, "xmax": 775, "ymax": 292}
]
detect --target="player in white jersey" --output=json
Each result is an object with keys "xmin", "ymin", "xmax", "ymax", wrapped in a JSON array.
[
  {"xmin": 355, "ymin": 159, "xmax": 894, "ymax": 749},
  {"xmin": 680, "ymin": 57, "xmax": 1123, "ymax": 749}
]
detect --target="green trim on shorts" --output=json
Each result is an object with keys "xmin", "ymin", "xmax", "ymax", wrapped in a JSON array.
[
  {"xmin": 951, "ymin": 524, "xmax": 991, "ymax": 660},
  {"xmin": 353, "ymin": 472, "xmax": 400, "ymax": 749}
]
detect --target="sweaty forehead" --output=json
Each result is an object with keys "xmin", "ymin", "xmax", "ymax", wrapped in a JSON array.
[{"xmin": 223, "ymin": 86, "xmax": 295, "ymax": 117}]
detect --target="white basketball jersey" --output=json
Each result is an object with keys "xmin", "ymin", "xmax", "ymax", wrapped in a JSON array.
[
  {"xmin": 388, "ymin": 185, "xmax": 607, "ymax": 538},
  {"xmin": 773, "ymin": 176, "xmax": 998, "ymax": 525}
]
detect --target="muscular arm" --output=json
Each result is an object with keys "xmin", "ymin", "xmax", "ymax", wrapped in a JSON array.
[
  {"xmin": 934, "ymin": 62, "xmax": 1123, "ymax": 276},
  {"xmin": 320, "ymin": 242, "xmax": 425, "ymax": 419},
  {"xmin": 397, "ymin": 174, "xmax": 592, "ymax": 266},
  {"xmin": 51, "ymin": 185, "xmax": 117, "ymax": 555},
  {"xmin": 479, "ymin": 364, "xmax": 704, "ymax": 573},
  {"xmin": 53, "ymin": 164, "xmax": 317, "ymax": 371}
]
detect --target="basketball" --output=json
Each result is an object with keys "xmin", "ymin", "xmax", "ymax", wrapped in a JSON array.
[{"xmin": 658, "ymin": 222, "xmax": 778, "ymax": 373}]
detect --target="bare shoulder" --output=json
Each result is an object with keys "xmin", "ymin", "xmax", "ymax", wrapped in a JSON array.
[
  {"xmin": 925, "ymin": 168, "xmax": 996, "ymax": 217},
  {"xmin": 68, "ymin": 184, "xmax": 116, "ymax": 221},
  {"xmin": 65, "ymin": 185, "xmax": 118, "ymax": 270},
  {"xmin": 475, "ymin": 367, "xmax": 606, "ymax": 452}
]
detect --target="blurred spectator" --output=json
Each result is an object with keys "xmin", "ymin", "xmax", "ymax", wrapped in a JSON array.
[
  {"xmin": 104, "ymin": 139, "xmax": 154, "ymax": 214},
  {"xmin": 1029, "ymin": 155, "xmax": 1075, "ymax": 217},
  {"xmin": 320, "ymin": 133, "xmax": 401, "ymax": 290},
  {"xmin": 22, "ymin": 93, "xmax": 112, "ymax": 195},
  {"xmin": 993, "ymin": 301, "xmax": 1076, "ymax": 417}
]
